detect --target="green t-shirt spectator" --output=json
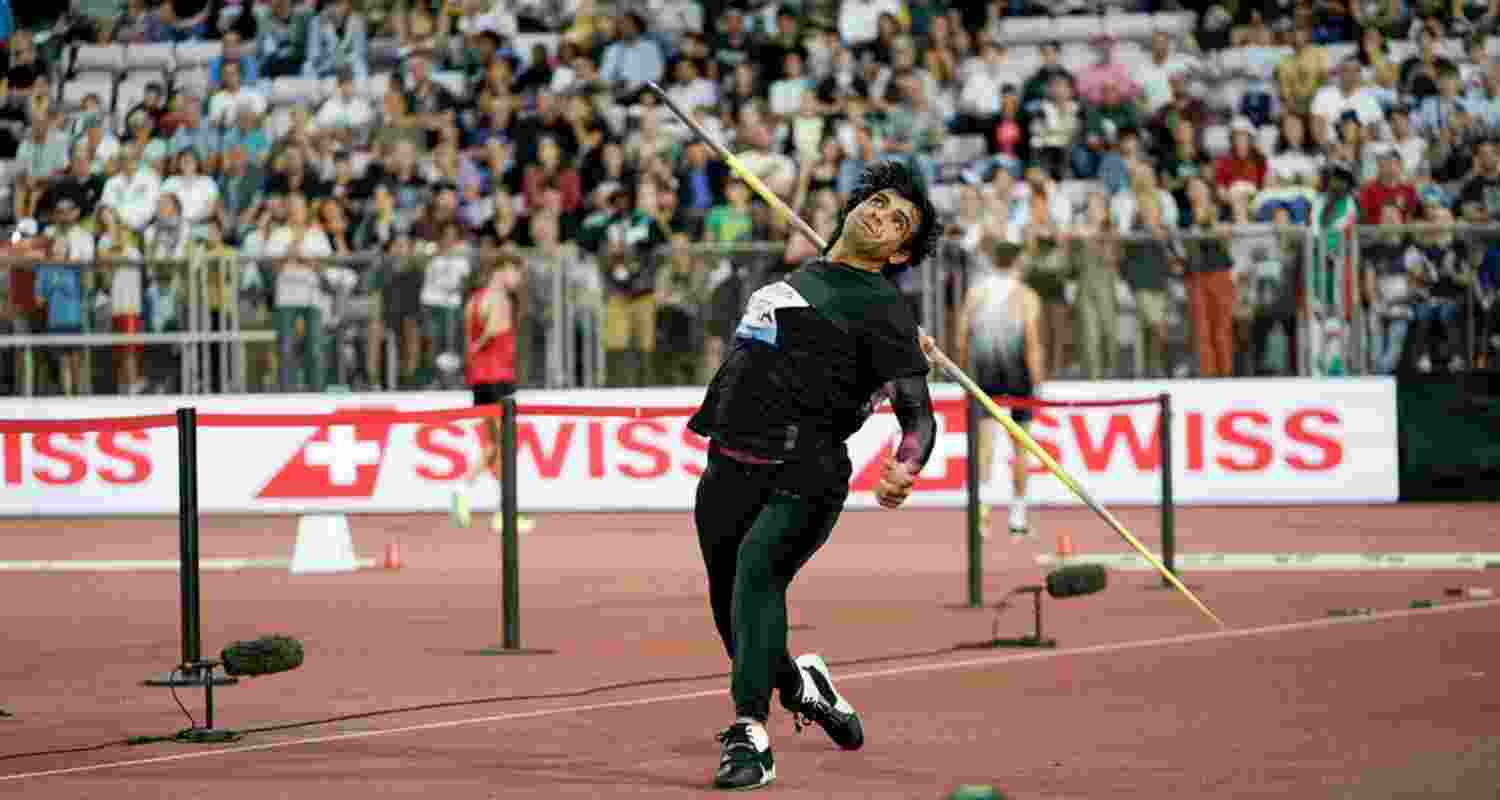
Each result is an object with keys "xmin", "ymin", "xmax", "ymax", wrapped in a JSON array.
[{"xmin": 705, "ymin": 204, "xmax": 754, "ymax": 244}]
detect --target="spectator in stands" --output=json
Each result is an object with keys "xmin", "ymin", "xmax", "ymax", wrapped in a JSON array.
[
  {"xmin": 1134, "ymin": 32, "xmax": 1188, "ymax": 119},
  {"xmin": 14, "ymin": 117, "xmax": 70, "ymax": 221},
  {"xmin": 1159, "ymin": 118, "xmax": 1210, "ymax": 213},
  {"xmin": 1021, "ymin": 165, "xmax": 1075, "ymax": 378},
  {"xmin": 1022, "ymin": 41, "xmax": 1073, "ymax": 114},
  {"xmin": 838, "ymin": 0, "xmax": 903, "ymax": 55},
  {"xmin": 256, "ymin": 0, "xmax": 311, "ymax": 79},
  {"xmin": 311, "ymin": 68, "xmax": 376, "ymax": 142},
  {"xmin": 207, "ymin": 62, "xmax": 268, "ymax": 127},
  {"xmin": 1359, "ymin": 150, "xmax": 1421, "ymax": 223},
  {"xmin": 952, "ymin": 39, "xmax": 1006, "ymax": 138},
  {"xmin": 1400, "ymin": 17, "xmax": 1459, "ymax": 101},
  {"xmin": 35, "ymin": 237, "xmax": 84, "ymax": 395},
  {"xmin": 402, "ymin": 50, "xmax": 461, "ymax": 149},
  {"xmin": 1183, "ymin": 175, "xmax": 1237, "ymax": 378},
  {"xmin": 1416, "ymin": 63, "xmax": 1475, "ymax": 139},
  {"xmin": 1214, "ymin": 118, "xmax": 1268, "ymax": 205},
  {"xmin": 1364, "ymin": 203, "xmax": 1418, "ymax": 373},
  {"xmin": 1456, "ymin": 136, "xmax": 1500, "ymax": 225},
  {"xmin": 266, "ymin": 193, "xmax": 334, "ymax": 391},
  {"xmin": 304, "ymin": 0, "xmax": 369, "ymax": 80},
  {"xmin": 1119, "ymin": 165, "xmax": 1175, "ymax": 379},
  {"xmin": 654, "ymin": 228, "xmax": 707, "ymax": 385},
  {"xmin": 211, "ymin": 29, "xmax": 259, "ymax": 87},
  {"xmin": 100, "ymin": 144, "xmax": 163, "ymax": 231},
  {"xmin": 163, "ymin": 97, "xmax": 217, "ymax": 170},
  {"xmin": 1312, "ymin": 58, "xmax": 1385, "ymax": 146},
  {"xmin": 1079, "ymin": 81, "xmax": 1140, "ymax": 181},
  {"xmin": 2, "ymin": 30, "xmax": 45, "ymax": 93},
  {"xmin": 161, "ymin": 149, "xmax": 220, "ymax": 227},
  {"xmin": 216, "ymin": 144, "xmax": 263, "ymax": 238},
  {"xmin": 1407, "ymin": 205, "xmax": 1470, "ymax": 371},
  {"xmin": 599, "ymin": 12, "xmax": 665, "ymax": 88},
  {"xmin": 1073, "ymin": 190, "xmax": 1119, "ymax": 380},
  {"xmin": 768, "ymin": 51, "xmax": 813, "ymax": 118},
  {"xmin": 1276, "ymin": 21, "xmax": 1330, "ymax": 117},
  {"xmin": 1029, "ymin": 75, "xmax": 1087, "ymax": 181},
  {"xmin": 420, "ymin": 220, "xmax": 471, "ymax": 386},
  {"xmin": 1076, "ymin": 35, "xmax": 1141, "ymax": 108},
  {"xmin": 1264, "ymin": 112, "xmax": 1320, "ymax": 189},
  {"xmin": 38, "ymin": 141, "xmax": 105, "ymax": 220},
  {"xmin": 597, "ymin": 182, "xmax": 665, "ymax": 387},
  {"xmin": 113, "ymin": 0, "xmax": 171, "ymax": 44}
]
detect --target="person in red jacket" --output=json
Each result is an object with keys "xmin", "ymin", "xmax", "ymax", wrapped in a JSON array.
[
  {"xmin": 451, "ymin": 254, "xmax": 535, "ymax": 534},
  {"xmin": 1358, "ymin": 150, "xmax": 1420, "ymax": 224},
  {"xmin": 1214, "ymin": 117, "xmax": 1268, "ymax": 205}
]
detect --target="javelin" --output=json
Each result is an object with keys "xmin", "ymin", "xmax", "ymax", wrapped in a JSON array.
[{"xmin": 644, "ymin": 81, "xmax": 1224, "ymax": 629}]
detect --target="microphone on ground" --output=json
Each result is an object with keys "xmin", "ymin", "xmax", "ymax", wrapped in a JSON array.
[
  {"xmin": 1045, "ymin": 565, "xmax": 1108, "ymax": 599},
  {"xmin": 221, "ymin": 635, "xmax": 305, "ymax": 677}
]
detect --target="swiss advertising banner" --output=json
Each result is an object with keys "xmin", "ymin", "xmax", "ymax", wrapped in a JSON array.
[{"xmin": 0, "ymin": 378, "xmax": 1398, "ymax": 516}]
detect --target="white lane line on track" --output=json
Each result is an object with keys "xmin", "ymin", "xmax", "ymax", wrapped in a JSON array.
[
  {"xmin": 1036, "ymin": 552, "xmax": 1500, "ymax": 571},
  {"xmin": 4, "ymin": 598, "xmax": 1497, "ymax": 782},
  {"xmin": 0, "ymin": 558, "xmax": 377, "ymax": 572}
]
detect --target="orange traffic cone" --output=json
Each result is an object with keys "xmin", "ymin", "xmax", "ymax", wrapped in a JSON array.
[
  {"xmin": 383, "ymin": 541, "xmax": 402, "ymax": 570},
  {"xmin": 1056, "ymin": 531, "xmax": 1075, "ymax": 562}
]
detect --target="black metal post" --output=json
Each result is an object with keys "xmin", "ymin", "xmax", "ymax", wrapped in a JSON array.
[
  {"xmin": 966, "ymin": 397, "xmax": 982, "ymax": 608},
  {"xmin": 501, "ymin": 396, "xmax": 520, "ymax": 649},
  {"xmin": 1160, "ymin": 393, "xmax": 1176, "ymax": 586},
  {"xmin": 178, "ymin": 407, "xmax": 201, "ymax": 667}
]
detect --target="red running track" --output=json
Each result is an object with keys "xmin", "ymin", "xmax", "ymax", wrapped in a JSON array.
[{"xmin": 1, "ymin": 504, "xmax": 1499, "ymax": 798}]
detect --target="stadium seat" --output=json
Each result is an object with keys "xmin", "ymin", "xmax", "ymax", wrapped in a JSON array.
[
  {"xmin": 114, "ymin": 74, "xmax": 157, "ymax": 133},
  {"xmin": 70, "ymin": 44, "xmax": 125, "ymax": 77},
  {"xmin": 1060, "ymin": 43, "xmax": 1099, "ymax": 73},
  {"xmin": 941, "ymin": 134, "xmax": 989, "ymax": 165},
  {"xmin": 269, "ymin": 76, "xmax": 328, "ymax": 107},
  {"xmin": 430, "ymin": 70, "xmax": 467, "ymax": 100},
  {"xmin": 125, "ymin": 43, "xmax": 176, "ymax": 75},
  {"xmin": 60, "ymin": 73, "xmax": 113, "ymax": 111},
  {"xmin": 1202, "ymin": 123, "xmax": 1230, "ymax": 157},
  {"xmin": 928, "ymin": 183, "xmax": 959, "ymax": 216},
  {"xmin": 1054, "ymin": 15, "xmax": 1105, "ymax": 42},
  {"xmin": 1324, "ymin": 42, "xmax": 1357, "ymax": 65},
  {"xmin": 1153, "ymin": 11, "xmax": 1197, "ymax": 36},
  {"xmin": 1213, "ymin": 79, "xmax": 1250, "ymax": 112},
  {"xmin": 1103, "ymin": 13, "xmax": 1156, "ymax": 42},
  {"xmin": 1257, "ymin": 124, "xmax": 1279, "ymax": 155},
  {"xmin": 1058, "ymin": 179, "xmax": 1102, "ymax": 213},
  {"xmin": 172, "ymin": 66, "xmax": 212, "ymax": 99},
  {"xmin": 993, "ymin": 17, "xmax": 1054, "ymax": 45},
  {"xmin": 172, "ymin": 41, "xmax": 222, "ymax": 69},
  {"xmin": 357, "ymin": 72, "xmax": 392, "ymax": 101}
]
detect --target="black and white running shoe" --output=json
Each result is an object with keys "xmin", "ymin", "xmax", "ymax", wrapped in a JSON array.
[
  {"xmin": 714, "ymin": 722, "xmax": 775, "ymax": 791},
  {"xmin": 785, "ymin": 653, "xmax": 864, "ymax": 750}
]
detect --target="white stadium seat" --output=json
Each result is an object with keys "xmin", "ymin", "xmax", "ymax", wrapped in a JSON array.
[
  {"xmin": 60, "ymin": 73, "xmax": 113, "ymax": 111},
  {"xmin": 125, "ymin": 43, "xmax": 175, "ymax": 73},
  {"xmin": 172, "ymin": 41, "xmax": 222, "ymax": 69},
  {"xmin": 71, "ymin": 44, "xmax": 125, "ymax": 76}
]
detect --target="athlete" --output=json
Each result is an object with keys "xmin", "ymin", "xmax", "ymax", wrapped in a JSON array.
[
  {"xmin": 687, "ymin": 161, "xmax": 940, "ymax": 791},
  {"xmin": 954, "ymin": 230, "xmax": 1045, "ymax": 538},
  {"xmin": 451, "ymin": 255, "xmax": 536, "ymax": 534}
]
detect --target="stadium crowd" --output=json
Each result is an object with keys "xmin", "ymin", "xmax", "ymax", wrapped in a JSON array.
[{"xmin": 1, "ymin": 0, "xmax": 1499, "ymax": 396}]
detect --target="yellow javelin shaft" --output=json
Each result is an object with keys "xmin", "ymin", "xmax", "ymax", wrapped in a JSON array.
[{"xmin": 925, "ymin": 346, "xmax": 1225, "ymax": 629}]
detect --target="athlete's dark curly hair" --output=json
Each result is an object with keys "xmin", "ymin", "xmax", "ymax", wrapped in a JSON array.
[{"xmin": 824, "ymin": 159, "xmax": 940, "ymax": 276}]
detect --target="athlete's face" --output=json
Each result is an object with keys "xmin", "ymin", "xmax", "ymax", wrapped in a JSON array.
[{"xmin": 845, "ymin": 189, "xmax": 919, "ymax": 265}]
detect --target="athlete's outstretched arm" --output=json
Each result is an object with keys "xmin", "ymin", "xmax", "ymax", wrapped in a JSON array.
[{"xmin": 876, "ymin": 374, "xmax": 935, "ymax": 509}]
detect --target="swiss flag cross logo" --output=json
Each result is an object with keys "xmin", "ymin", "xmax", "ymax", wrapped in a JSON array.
[{"xmin": 256, "ymin": 410, "xmax": 397, "ymax": 499}]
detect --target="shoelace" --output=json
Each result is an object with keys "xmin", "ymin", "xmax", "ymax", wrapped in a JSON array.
[{"xmin": 717, "ymin": 724, "xmax": 756, "ymax": 754}]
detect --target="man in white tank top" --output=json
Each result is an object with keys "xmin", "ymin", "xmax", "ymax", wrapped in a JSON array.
[{"xmin": 955, "ymin": 233, "xmax": 1045, "ymax": 538}]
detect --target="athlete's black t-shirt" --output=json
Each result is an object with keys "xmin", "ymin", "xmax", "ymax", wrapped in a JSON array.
[{"xmin": 688, "ymin": 258, "xmax": 928, "ymax": 475}]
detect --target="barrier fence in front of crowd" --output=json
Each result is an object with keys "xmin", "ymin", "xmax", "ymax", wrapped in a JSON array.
[{"xmin": 1, "ymin": 227, "xmax": 1495, "ymax": 397}]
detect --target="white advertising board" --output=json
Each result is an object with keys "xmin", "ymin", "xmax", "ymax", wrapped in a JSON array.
[{"xmin": 0, "ymin": 378, "xmax": 1398, "ymax": 516}]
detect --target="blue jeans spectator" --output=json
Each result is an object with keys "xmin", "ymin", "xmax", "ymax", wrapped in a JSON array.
[{"xmin": 1371, "ymin": 313, "xmax": 1411, "ymax": 374}]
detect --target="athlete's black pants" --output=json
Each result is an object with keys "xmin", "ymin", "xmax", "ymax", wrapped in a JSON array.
[{"xmin": 694, "ymin": 443, "xmax": 848, "ymax": 722}]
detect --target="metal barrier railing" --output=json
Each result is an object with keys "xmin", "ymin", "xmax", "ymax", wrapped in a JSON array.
[{"xmin": 3, "ymin": 223, "xmax": 1494, "ymax": 396}]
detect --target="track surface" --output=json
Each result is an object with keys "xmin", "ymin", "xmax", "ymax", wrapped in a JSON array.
[{"xmin": 2, "ymin": 504, "xmax": 1498, "ymax": 798}]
